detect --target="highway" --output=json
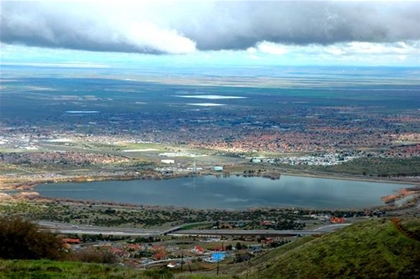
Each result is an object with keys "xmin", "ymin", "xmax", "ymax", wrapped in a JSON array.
[
  {"xmin": 38, "ymin": 221, "xmax": 160, "ymax": 236},
  {"xmin": 38, "ymin": 221, "xmax": 351, "ymax": 237},
  {"xmin": 169, "ymin": 229, "xmax": 323, "ymax": 236},
  {"xmin": 168, "ymin": 222, "xmax": 351, "ymax": 236},
  {"xmin": 312, "ymin": 223, "xmax": 351, "ymax": 232}
]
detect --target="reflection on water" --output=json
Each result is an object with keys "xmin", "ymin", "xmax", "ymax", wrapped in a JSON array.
[{"xmin": 35, "ymin": 175, "xmax": 407, "ymax": 209}]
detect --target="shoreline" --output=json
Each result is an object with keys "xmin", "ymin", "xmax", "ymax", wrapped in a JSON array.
[
  {"xmin": 1, "ymin": 169, "xmax": 419, "ymax": 212},
  {"xmin": 1, "ymin": 168, "xmax": 419, "ymax": 191},
  {"xmin": 3, "ymin": 189, "xmax": 419, "ymax": 213},
  {"xmin": 277, "ymin": 169, "xmax": 420, "ymax": 187},
  {"xmin": 0, "ymin": 192, "xmax": 394, "ymax": 212},
  {"xmin": 0, "ymin": 170, "xmax": 420, "ymax": 210},
  {"xmin": 5, "ymin": 171, "xmax": 276, "ymax": 191}
]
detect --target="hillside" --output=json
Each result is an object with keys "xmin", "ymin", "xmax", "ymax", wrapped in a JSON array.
[
  {"xmin": 0, "ymin": 260, "xmax": 221, "ymax": 279},
  {"xmin": 0, "ymin": 218, "xmax": 419, "ymax": 279},
  {"xmin": 238, "ymin": 217, "xmax": 420, "ymax": 279}
]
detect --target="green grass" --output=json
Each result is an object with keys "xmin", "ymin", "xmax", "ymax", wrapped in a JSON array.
[
  {"xmin": 317, "ymin": 157, "xmax": 420, "ymax": 176},
  {"xmin": 0, "ymin": 260, "xmax": 145, "ymax": 279},
  {"xmin": 241, "ymin": 218, "xmax": 420, "ymax": 279},
  {"xmin": 0, "ymin": 260, "xmax": 233, "ymax": 279}
]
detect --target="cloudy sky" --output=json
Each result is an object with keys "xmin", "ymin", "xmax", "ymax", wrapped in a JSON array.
[{"xmin": 1, "ymin": 0, "xmax": 420, "ymax": 67}]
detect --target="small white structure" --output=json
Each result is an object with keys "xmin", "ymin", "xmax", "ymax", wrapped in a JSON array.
[{"xmin": 161, "ymin": 159, "xmax": 175, "ymax": 164}]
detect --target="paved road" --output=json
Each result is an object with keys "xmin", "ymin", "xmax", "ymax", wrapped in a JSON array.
[
  {"xmin": 143, "ymin": 255, "xmax": 207, "ymax": 267},
  {"xmin": 312, "ymin": 223, "xmax": 350, "ymax": 232},
  {"xmin": 38, "ymin": 220, "xmax": 351, "ymax": 237},
  {"xmin": 170, "ymin": 229, "xmax": 323, "ymax": 236},
  {"xmin": 38, "ymin": 221, "xmax": 160, "ymax": 236}
]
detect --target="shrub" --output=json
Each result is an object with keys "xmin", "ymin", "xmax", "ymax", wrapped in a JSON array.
[
  {"xmin": 0, "ymin": 216, "xmax": 64, "ymax": 260},
  {"xmin": 143, "ymin": 269, "xmax": 173, "ymax": 279},
  {"xmin": 70, "ymin": 248, "xmax": 117, "ymax": 264}
]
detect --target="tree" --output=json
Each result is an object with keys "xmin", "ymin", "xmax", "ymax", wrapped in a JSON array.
[{"xmin": 0, "ymin": 216, "xmax": 64, "ymax": 260}]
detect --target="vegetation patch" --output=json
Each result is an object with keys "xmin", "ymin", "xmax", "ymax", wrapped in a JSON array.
[
  {"xmin": 317, "ymin": 157, "xmax": 420, "ymax": 177},
  {"xmin": 0, "ymin": 216, "xmax": 64, "ymax": 260},
  {"xmin": 242, "ymin": 218, "xmax": 420, "ymax": 279},
  {"xmin": 0, "ymin": 260, "xmax": 145, "ymax": 279}
]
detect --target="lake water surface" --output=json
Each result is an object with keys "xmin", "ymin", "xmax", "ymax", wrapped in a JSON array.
[{"xmin": 35, "ymin": 175, "xmax": 408, "ymax": 209}]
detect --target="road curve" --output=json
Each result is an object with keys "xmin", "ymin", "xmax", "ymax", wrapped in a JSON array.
[{"xmin": 312, "ymin": 223, "xmax": 351, "ymax": 232}]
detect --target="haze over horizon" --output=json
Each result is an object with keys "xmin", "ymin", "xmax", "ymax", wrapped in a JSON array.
[{"xmin": 1, "ymin": 0, "xmax": 419, "ymax": 67}]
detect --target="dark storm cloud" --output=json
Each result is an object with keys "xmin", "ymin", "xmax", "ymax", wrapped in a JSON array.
[
  {"xmin": 1, "ymin": 1, "xmax": 419, "ymax": 54},
  {"xmin": 184, "ymin": 1, "xmax": 420, "ymax": 50}
]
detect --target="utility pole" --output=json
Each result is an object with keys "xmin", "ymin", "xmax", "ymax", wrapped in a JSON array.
[
  {"xmin": 181, "ymin": 251, "xmax": 184, "ymax": 273},
  {"xmin": 217, "ymin": 242, "xmax": 224, "ymax": 276}
]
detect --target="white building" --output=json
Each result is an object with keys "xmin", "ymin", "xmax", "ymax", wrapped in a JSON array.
[{"xmin": 161, "ymin": 159, "xmax": 175, "ymax": 164}]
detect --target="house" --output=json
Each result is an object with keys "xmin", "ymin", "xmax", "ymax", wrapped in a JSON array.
[
  {"xmin": 62, "ymin": 238, "xmax": 81, "ymax": 244},
  {"xmin": 154, "ymin": 251, "xmax": 167, "ymax": 261},
  {"xmin": 192, "ymin": 245, "xmax": 204, "ymax": 254},
  {"xmin": 167, "ymin": 262, "xmax": 180, "ymax": 268},
  {"xmin": 248, "ymin": 244, "xmax": 262, "ymax": 253},
  {"xmin": 211, "ymin": 245, "xmax": 225, "ymax": 251},
  {"xmin": 260, "ymin": 237, "xmax": 274, "ymax": 244},
  {"xmin": 126, "ymin": 244, "xmax": 142, "ymax": 251},
  {"xmin": 62, "ymin": 238, "xmax": 81, "ymax": 250},
  {"xmin": 329, "ymin": 217, "xmax": 345, "ymax": 224},
  {"xmin": 110, "ymin": 247, "xmax": 128, "ymax": 257}
]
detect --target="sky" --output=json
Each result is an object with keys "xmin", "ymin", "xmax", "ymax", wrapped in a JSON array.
[{"xmin": 1, "ymin": 0, "xmax": 420, "ymax": 67}]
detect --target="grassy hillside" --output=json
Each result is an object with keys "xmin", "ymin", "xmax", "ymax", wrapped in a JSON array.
[
  {"xmin": 0, "ymin": 260, "xmax": 144, "ymax": 279},
  {"xmin": 1, "ymin": 218, "xmax": 419, "ymax": 279},
  {"xmin": 0, "ymin": 260, "xmax": 226, "ymax": 279},
  {"xmin": 241, "ymin": 217, "xmax": 420, "ymax": 279}
]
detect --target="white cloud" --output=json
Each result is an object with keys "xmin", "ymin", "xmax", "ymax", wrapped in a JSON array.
[
  {"xmin": 255, "ymin": 41, "xmax": 288, "ymax": 55},
  {"xmin": 125, "ymin": 22, "xmax": 196, "ymax": 54},
  {"xmin": 242, "ymin": 40, "xmax": 420, "ymax": 65},
  {"xmin": 251, "ymin": 40, "xmax": 420, "ymax": 57}
]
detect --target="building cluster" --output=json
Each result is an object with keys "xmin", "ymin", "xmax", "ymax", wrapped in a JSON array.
[
  {"xmin": 62, "ymin": 235, "xmax": 277, "ymax": 269},
  {"xmin": 0, "ymin": 151, "xmax": 129, "ymax": 166},
  {"xmin": 271, "ymin": 152, "xmax": 360, "ymax": 166},
  {"xmin": 1, "ymin": 102, "xmax": 419, "ymax": 162}
]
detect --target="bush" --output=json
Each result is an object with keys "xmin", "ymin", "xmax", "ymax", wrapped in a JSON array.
[
  {"xmin": 70, "ymin": 248, "xmax": 116, "ymax": 264},
  {"xmin": 143, "ymin": 269, "xmax": 173, "ymax": 279},
  {"xmin": 0, "ymin": 216, "xmax": 64, "ymax": 260}
]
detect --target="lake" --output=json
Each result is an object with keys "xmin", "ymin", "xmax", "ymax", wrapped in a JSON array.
[{"xmin": 34, "ymin": 175, "xmax": 408, "ymax": 209}]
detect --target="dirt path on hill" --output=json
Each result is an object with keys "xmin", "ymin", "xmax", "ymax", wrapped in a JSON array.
[{"xmin": 391, "ymin": 218, "xmax": 420, "ymax": 242}]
